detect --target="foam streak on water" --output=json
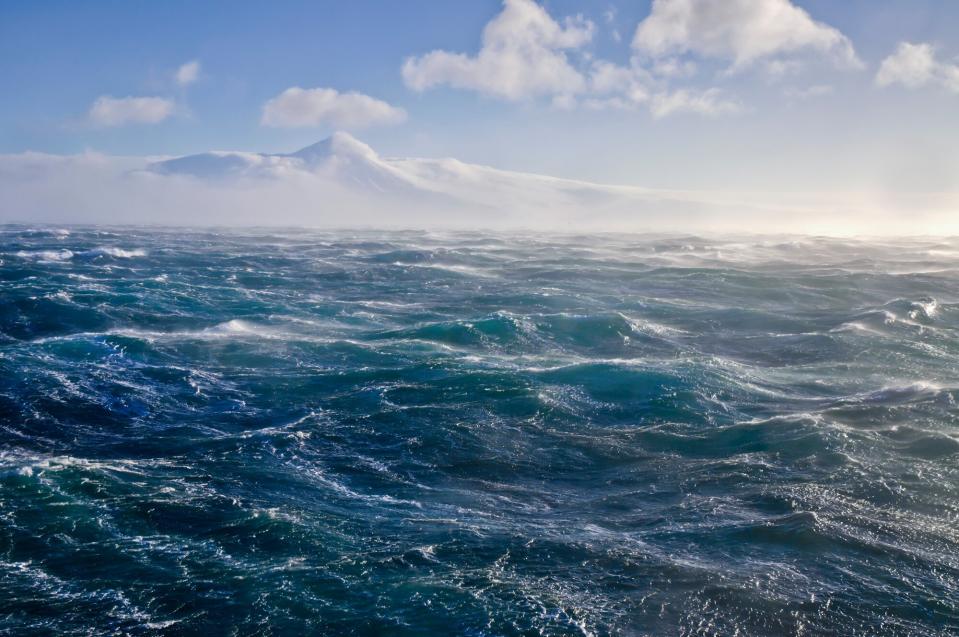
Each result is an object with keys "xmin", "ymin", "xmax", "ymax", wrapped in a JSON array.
[{"xmin": 1, "ymin": 227, "xmax": 958, "ymax": 635}]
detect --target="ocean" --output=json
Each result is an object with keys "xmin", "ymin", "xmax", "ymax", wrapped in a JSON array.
[{"xmin": 1, "ymin": 226, "xmax": 957, "ymax": 635}]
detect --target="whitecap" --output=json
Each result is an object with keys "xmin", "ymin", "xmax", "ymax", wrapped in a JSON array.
[
  {"xmin": 393, "ymin": 261, "xmax": 498, "ymax": 278},
  {"xmin": 620, "ymin": 313, "xmax": 688, "ymax": 338},
  {"xmin": 839, "ymin": 381, "xmax": 946, "ymax": 406},
  {"xmin": 202, "ymin": 319, "xmax": 284, "ymax": 339},
  {"xmin": 353, "ymin": 300, "xmax": 423, "ymax": 309},
  {"xmin": 43, "ymin": 290, "xmax": 73, "ymax": 302},
  {"xmin": 85, "ymin": 247, "xmax": 147, "ymax": 258},
  {"xmin": 15, "ymin": 249, "xmax": 74, "ymax": 261},
  {"xmin": 908, "ymin": 298, "xmax": 939, "ymax": 320}
]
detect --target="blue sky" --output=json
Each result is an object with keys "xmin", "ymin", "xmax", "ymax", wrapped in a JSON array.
[{"xmin": 1, "ymin": 0, "xmax": 958, "ymax": 195}]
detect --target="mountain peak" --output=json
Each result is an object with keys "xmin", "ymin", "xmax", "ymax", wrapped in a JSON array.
[{"xmin": 289, "ymin": 132, "xmax": 378, "ymax": 163}]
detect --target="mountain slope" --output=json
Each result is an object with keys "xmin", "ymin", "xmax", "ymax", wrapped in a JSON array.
[
  {"xmin": 150, "ymin": 132, "xmax": 422, "ymax": 192},
  {"xmin": 146, "ymin": 132, "xmax": 678, "ymax": 212}
]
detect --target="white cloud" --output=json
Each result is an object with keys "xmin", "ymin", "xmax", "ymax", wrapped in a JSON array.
[
  {"xmin": 571, "ymin": 62, "xmax": 739, "ymax": 118},
  {"xmin": 876, "ymin": 42, "xmax": 959, "ymax": 93},
  {"xmin": 402, "ymin": 0, "xmax": 594, "ymax": 100},
  {"xmin": 175, "ymin": 60, "xmax": 201, "ymax": 87},
  {"xmin": 763, "ymin": 59, "xmax": 804, "ymax": 79},
  {"xmin": 88, "ymin": 95, "xmax": 175, "ymax": 127},
  {"xmin": 261, "ymin": 87, "xmax": 407, "ymax": 129},
  {"xmin": 399, "ymin": 0, "xmax": 819, "ymax": 119},
  {"xmin": 575, "ymin": 60, "xmax": 653, "ymax": 111},
  {"xmin": 650, "ymin": 57, "xmax": 698, "ymax": 78},
  {"xmin": 589, "ymin": 61, "xmax": 650, "ymax": 98},
  {"xmin": 632, "ymin": 0, "xmax": 862, "ymax": 71},
  {"xmin": 650, "ymin": 88, "xmax": 741, "ymax": 118},
  {"xmin": 551, "ymin": 94, "xmax": 578, "ymax": 110}
]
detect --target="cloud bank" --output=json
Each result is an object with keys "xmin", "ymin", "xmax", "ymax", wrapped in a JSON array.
[{"xmin": 1, "ymin": 133, "xmax": 955, "ymax": 235}]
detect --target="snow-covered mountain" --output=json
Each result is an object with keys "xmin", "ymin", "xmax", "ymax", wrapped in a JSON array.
[
  {"xmin": 146, "ymin": 131, "xmax": 719, "ymax": 224},
  {"xmin": 151, "ymin": 132, "xmax": 421, "ymax": 193}
]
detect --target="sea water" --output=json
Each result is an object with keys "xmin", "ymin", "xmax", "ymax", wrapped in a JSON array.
[{"xmin": 1, "ymin": 227, "xmax": 957, "ymax": 635}]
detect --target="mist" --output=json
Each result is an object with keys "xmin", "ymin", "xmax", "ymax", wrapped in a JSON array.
[{"xmin": 1, "ymin": 135, "xmax": 956, "ymax": 236}]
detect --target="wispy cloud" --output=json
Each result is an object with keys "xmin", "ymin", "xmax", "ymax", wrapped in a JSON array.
[
  {"xmin": 650, "ymin": 87, "xmax": 741, "ymax": 118},
  {"xmin": 261, "ymin": 87, "xmax": 407, "ymax": 129},
  {"xmin": 175, "ymin": 60, "xmax": 201, "ymax": 87},
  {"xmin": 88, "ymin": 95, "xmax": 175, "ymax": 127}
]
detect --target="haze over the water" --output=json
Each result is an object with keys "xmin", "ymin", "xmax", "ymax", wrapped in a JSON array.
[{"xmin": 1, "ymin": 0, "xmax": 958, "ymax": 233}]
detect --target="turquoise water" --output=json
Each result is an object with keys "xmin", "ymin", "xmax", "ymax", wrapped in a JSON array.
[{"xmin": 1, "ymin": 227, "xmax": 957, "ymax": 635}]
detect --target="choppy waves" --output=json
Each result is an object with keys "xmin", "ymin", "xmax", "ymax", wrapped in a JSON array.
[{"xmin": 1, "ymin": 227, "xmax": 958, "ymax": 635}]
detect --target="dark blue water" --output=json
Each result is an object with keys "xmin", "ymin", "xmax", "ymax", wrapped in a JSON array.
[{"xmin": 1, "ymin": 226, "xmax": 958, "ymax": 636}]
